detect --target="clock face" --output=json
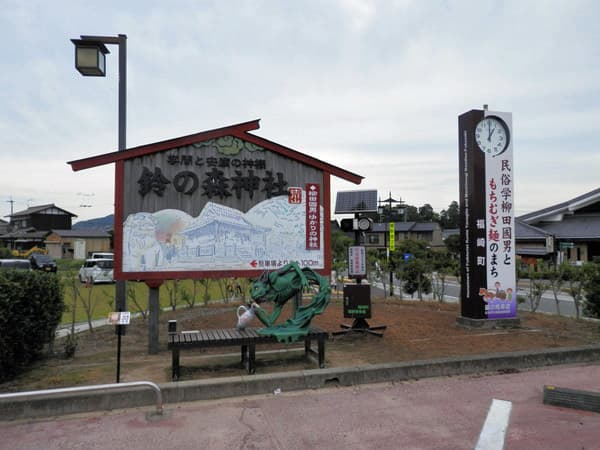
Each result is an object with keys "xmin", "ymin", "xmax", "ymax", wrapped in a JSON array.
[
  {"xmin": 357, "ymin": 217, "xmax": 372, "ymax": 231},
  {"xmin": 475, "ymin": 116, "xmax": 510, "ymax": 156}
]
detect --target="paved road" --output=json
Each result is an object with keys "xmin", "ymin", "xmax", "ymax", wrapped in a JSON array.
[
  {"xmin": 372, "ymin": 278, "xmax": 585, "ymax": 318},
  {"xmin": 2, "ymin": 363, "xmax": 599, "ymax": 449}
]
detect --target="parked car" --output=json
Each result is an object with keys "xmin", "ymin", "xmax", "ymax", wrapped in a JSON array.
[
  {"xmin": 29, "ymin": 253, "xmax": 57, "ymax": 272},
  {"xmin": 78, "ymin": 258, "xmax": 114, "ymax": 284},
  {"xmin": 91, "ymin": 252, "xmax": 114, "ymax": 260},
  {"xmin": 0, "ymin": 259, "xmax": 31, "ymax": 270}
]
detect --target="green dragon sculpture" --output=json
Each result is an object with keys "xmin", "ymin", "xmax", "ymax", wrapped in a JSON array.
[{"xmin": 248, "ymin": 262, "xmax": 331, "ymax": 343}]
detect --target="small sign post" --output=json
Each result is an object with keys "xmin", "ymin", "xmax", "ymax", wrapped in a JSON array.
[{"xmin": 108, "ymin": 311, "xmax": 131, "ymax": 383}]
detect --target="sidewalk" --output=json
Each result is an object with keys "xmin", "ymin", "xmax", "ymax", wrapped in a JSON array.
[{"xmin": 2, "ymin": 363, "xmax": 599, "ymax": 449}]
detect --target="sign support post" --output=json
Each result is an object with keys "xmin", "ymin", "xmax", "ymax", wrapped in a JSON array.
[
  {"xmin": 146, "ymin": 280, "xmax": 163, "ymax": 354},
  {"xmin": 333, "ymin": 212, "xmax": 386, "ymax": 337}
]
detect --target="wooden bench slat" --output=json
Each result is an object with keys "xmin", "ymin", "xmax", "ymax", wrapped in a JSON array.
[
  {"xmin": 206, "ymin": 329, "xmax": 216, "ymax": 341},
  {"xmin": 216, "ymin": 329, "xmax": 227, "ymax": 341},
  {"xmin": 198, "ymin": 329, "xmax": 208, "ymax": 342},
  {"xmin": 223, "ymin": 329, "xmax": 235, "ymax": 342}
]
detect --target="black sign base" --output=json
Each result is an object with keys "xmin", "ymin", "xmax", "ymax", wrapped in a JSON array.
[{"xmin": 332, "ymin": 318, "xmax": 387, "ymax": 337}]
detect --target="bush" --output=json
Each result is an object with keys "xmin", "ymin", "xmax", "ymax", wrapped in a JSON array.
[
  {"xmin": 583, "ymin": 262, "xmax": 600, "ymax": 319},
  {"xmin": 0, "ymin": 270, "xmax": 63, "ymax": 381}
]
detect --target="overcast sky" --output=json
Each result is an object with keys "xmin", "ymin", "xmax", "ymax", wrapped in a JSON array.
[{"xmin": 2, "ymin": 0, "xmax": 599, "ymax": 223}]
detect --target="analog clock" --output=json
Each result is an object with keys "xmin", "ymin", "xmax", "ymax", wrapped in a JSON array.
[
  {"xmin": 475, "ymin": 116, "xmax": 510, "ymax": 156},
  {"xmin": 357, "ymin": 217, "xmax": 373, "ymax": 231}
]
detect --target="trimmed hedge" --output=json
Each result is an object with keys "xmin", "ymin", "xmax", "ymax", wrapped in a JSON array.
[{"xmin": 0, "ymin": 270, "xmax": 63, "ymax": 382}]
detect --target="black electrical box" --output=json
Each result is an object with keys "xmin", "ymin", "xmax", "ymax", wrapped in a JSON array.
[{"xmin": 343, "ymin": 284, "xmax": 371, "ymax": 319}]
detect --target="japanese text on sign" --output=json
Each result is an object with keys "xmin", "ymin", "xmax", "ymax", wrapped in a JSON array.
[
  {"xmin": 348, "ymin": 246, "xmax": 366, "ymax": 276},
  {"xmin": 137, "ymin": 154, "xmax": 289, "ymax": 200},
  {"xmin": 306, "ymin": 183, "xmax": 321, "ymax": 250},
  {"xmin": 486, "ymin": 159, "xmax": 513, "ymax": 279}
]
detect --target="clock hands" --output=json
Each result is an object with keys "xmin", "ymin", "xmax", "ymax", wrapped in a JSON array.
[{"xmin": 487, "ymin": 119, "xmax": 495, "ymax": 142}]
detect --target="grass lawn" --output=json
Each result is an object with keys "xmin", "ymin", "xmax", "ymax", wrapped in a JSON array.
[{"xmin": 57, "ymin": 261, "xmax": 251, "ymax": 324}]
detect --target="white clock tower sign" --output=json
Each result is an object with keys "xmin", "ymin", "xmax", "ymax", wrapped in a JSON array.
[{"xmin": 458, "ymin": 107, "xmax": 517, "ymax": 323}]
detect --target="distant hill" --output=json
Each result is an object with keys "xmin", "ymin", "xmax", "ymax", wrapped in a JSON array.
[{"xmin": 72, "ymin": 214, "xmax": 114, "ymax": 231}]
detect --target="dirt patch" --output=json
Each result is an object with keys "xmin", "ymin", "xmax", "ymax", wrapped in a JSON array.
[{"xmin": 3, "ymin": 296, "xmax": 599, "ymax": 391}]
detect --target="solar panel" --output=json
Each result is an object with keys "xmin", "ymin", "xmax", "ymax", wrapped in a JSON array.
[{"xmin": 335, "ymin": 190, "xmax": 378, "ymax": 214}]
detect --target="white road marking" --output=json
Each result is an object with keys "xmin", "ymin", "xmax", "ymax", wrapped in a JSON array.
[{"xmin": 474, "ymin": 398, "xmax": 512, "ymax": 450}]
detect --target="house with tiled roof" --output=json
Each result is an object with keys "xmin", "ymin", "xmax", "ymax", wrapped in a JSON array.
[
  {"xmin": 516, "ymin": 188, "xmax": 600, "ymax": 265},
  {"xmin": 0, "ymin": 204, "xmax": 111, "ymax": 258},
  {"xmin": 362, "ymin": 221, "xmax": 444, "ymax": 250},
  {"xmin": 0, "ymin": 218, "xmax": 8, "ymax": 235}
]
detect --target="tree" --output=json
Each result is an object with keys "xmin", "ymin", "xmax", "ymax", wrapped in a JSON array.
[
  {"xmin": 418, "ymin": 203, "xmax": 439, "ymax": 222},
  {"xmin": 564, "ymin": 263, "xmax": 585, "ymax": 320},
  {"xmin": 546, "ymin": 263, "xmax": 567, "ymax": 316},
  {"xmin": 63, "ymin": 271, "xmax": 97, "ymax": 333},
  {"xmin": 440, "ymin": 201, "xmax": 460, "ymax": 229},
  {"xmin": 127, "ymin": 284, "xmax": 148, "ymax": 319},
  {"xmin": 165, "ymin": 279, "xmax": 180, "ymax": 310},
  {"xmin": 430, "ymin": 251, "xmax": 458, "ymax": 303},
  {"xmin": 402, "ymin": 258, "xmax": 432, "ymax": 299},
  {"xmin": 518, "ymin": 265, "xmax": 547, "ymax": 313},
  {"xmin": 404, "ymin": 205, "xmax": 420, "ymax": 222},
  {"xmin": 393, "ymin": 239, "xmax": 433, "ymax": 300},
  {"xmin": 331, "ymin": 230, "xmax": 353, "ymax": 275},
  {"xmin": 583, "ymin": 262, "xmax": 600, "ymax": 319},
  {"xmin": 444, "ymin": 234, "xmax": 461, "ymax": 258}
]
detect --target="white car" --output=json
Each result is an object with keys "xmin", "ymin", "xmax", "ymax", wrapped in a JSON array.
[
  {"xmin": 91, "ymin": 252, "xmax": 114, "ymax": 260},
  {"xmin": 78, "ymin": 258, "xmax": 114, "ymax": 284}
]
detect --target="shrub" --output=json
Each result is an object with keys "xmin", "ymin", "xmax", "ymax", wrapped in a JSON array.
[
  {"xmin": 0, "ymin": 270, "xmax": 63, "ymax": 381},
  {"xmin": 583, "ymin": 262, "xmax": 600, "ymax": 319}
]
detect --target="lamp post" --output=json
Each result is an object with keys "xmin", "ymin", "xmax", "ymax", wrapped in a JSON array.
[
  {"xmin": 71, "ymin": 34, "xmax": 128, "ymax": 348},
  {"xmin": 71, "ymin": 34, "xmax": 127, "ymax": 152}
]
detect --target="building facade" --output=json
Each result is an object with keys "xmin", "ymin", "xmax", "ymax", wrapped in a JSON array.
[{"xmin": 516, "ymin": 187, "xmax": 600, "ymax": 265}]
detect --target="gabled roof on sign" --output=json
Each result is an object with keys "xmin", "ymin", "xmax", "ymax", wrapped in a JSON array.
[{"xmin": 67, "ymin": 119, "xmax": 363, "ymax": 185}]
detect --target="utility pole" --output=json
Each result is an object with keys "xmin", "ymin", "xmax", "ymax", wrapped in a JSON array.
[{"xmin": 6, "ymin": 197, "xmax": 14, "ymax": 216}]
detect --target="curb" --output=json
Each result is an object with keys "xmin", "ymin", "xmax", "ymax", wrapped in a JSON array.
[{"xmin": 2, "ymin": 344, "xmax": 600, "ymax": 421}]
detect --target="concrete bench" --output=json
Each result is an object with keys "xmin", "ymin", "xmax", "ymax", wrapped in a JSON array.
[{"xmin": 167, "ymin": 321, "xmax": 328, "ymax": 380}]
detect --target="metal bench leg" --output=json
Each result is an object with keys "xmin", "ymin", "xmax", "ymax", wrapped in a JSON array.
[
  {"xmin": 304, "ymin": 335, "xmax": 311, "ymax": 357},
  {"xmin": 318, "ymin": 334, "xmax": 325, "ymax": 368},
  {"xmin": 172, "ymin": 348, "xmax": 180, "ymax": 381},
  {"xmin": 248, "ymin": 342, "xmax": 256, "ymax": 374},
  {"xmin": 241, "ymin": 344, "xmax": 248, "ymax": 368}
]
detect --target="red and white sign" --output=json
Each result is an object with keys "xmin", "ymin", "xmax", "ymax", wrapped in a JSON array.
[
  {"xmin": 288, "ymin": 187, "xmax": 302, "ymax": 204},
  {"xmin": 108, "ymin": 311, "xmax": 131, "ymax": 325},
  {"xmin": 306, "ymin": 183, "xmax": 320, "ymax": 250},
  {"xmin": 348, "ymin": 246, "xmax": 366, "ymax": 276}
]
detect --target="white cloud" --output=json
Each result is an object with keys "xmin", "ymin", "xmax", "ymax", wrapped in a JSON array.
[{"xmin": 1, "ymin": 0, "xmax": 600, "ymax": 223}]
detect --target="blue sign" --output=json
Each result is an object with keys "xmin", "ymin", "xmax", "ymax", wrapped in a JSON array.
[{"xmin": 404, "ymin": 252, "xmax": 411, "ymax": 262}]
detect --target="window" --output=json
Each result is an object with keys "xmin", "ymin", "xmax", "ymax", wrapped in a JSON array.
[{"xmin": 368, "ymin": 234, "xmax": 379, "ymax": 244}]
